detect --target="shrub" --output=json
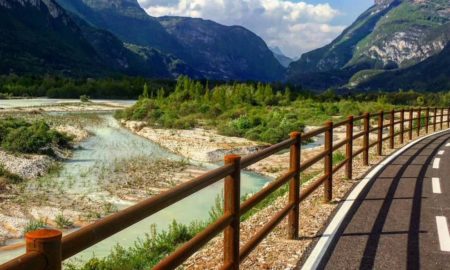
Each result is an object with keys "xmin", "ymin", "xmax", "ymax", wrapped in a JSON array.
[
  {"xmin": 55, "ymin": 214, "xmax": 74, "ymax": 229},
  {"xmin": 0, "ymin": 119, "xmax": 72, "ymax": 154},
  {"xmin": 80, "ymin": 95, "xmax": 90, "ymax": 102},
  {"xmin": 23, "ymin": 219, "xmax": 47, "ymax": 234}
]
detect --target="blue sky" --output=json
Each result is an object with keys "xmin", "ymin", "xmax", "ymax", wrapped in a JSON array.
[{"xmin": 138, "ymin": 0, "xmax": 374, "ymax": 58}]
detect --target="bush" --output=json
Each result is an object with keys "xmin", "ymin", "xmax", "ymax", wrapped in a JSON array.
[
  {"xmin": 55, "ymin": 214, "xmax": 74, "ymax": 229},
  {"xmin": 80, "ymin": 95, "xmax": 90, "ymax": 102},
  {"xmin": 0, "ymin": 118, "xmax": 72, "ymax": 154}
]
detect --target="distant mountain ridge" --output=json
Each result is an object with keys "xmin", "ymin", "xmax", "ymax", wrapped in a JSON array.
[
  {"xmin": 0, "ymin": 0, "xmax": 284, "ymax": 81},
  {"xmin": 270, "ymin": 47, "xmax": 294, "ymax": 68},
  {"xmin": 288, "ymin": 0, "xmax": 450, "ymax": 91},
  {"xmin": 55, "ymin": 0, "xmax": 285, "ymax": 81}
]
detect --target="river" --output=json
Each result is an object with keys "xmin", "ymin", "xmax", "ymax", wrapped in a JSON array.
[{"xmin": 0, "ymin": 99, "xmax": 271, "ymax": 265}]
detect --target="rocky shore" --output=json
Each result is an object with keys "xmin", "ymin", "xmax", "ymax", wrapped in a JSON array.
[{"xmin": 123, "ymin": 121, "xmax": 269, "ymax": 163}]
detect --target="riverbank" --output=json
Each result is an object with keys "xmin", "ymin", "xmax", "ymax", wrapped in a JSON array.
[{"xmin": 123, "ymin": 121, "xmax": 268, "ymax": 163}]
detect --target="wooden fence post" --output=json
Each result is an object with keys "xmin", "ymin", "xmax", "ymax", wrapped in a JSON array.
[
  {"xmin": 400, "ymin": 109, "xmax": 405, "ymax": 144},
  {"xmin": 363, "ymin": 113, "xmax": 370, "ymax": 166},
  {"xmin": 409, "ymin": 108, "xmax": 413, "ymax": 140},
  {"xmin": 324, "ymin": 121, "xmax": 333, "ymax": 203},
  {"xmin": 448, "ymin": 107, "xmax": 450, "ymax": 128},
  {"xmin": 377, "ymin": 111, "xmax": 384, "ymax": 156},
  {"xmin": 389, "ymin": 110, "xmax": 395, "ymax": 149},
  {"xmin": 26, "ymin": 229, "xmax": 62, "ymax": 270},
  {"xmin": 417, "ymin": 108, "xmax": 422, "ymax": 136},
  {"xmin": 440, "ymin": 108, "xmax": 444, "ymax": 130},
  {"xmin": 224, "ymin": 154, "xmax": 241, "ymax": 270},
  {"xmin": 434, "ymin": 108, "xmax": 437, "ymax": 132},
  {"xmin": 345, "ymin": 116, "xmax": 353, "ymax": 180},
  {"xmin": 288, "ymin": 132, "xmax": 301, "ymax": 240},
  {"xmin": 425, "ymin": 107, "xmax": 430, "ymax": 133}
]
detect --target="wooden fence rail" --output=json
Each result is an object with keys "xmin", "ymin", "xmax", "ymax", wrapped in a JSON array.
[{"xmin": 1, "ymin": 107, "xmax": 450, "ymax": 270}]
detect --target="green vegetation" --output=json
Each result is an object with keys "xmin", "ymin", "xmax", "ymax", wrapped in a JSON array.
[
  {"xmin": 55, "ymin": 214, "xmax": 74, "ymax": 229},
  {"xmin": 23, "ymin": 219, "xmax": 47, "ymax": 234},
  {"xmin": 117, "ymin": 77, "xmax": 450, "ymax": 144},
  {"xmin": 0, "ymin": 118, "xmax": 72, "ymax": 155},
  {"xmin": 0, "ymin": 75, "xmax": 175, "ymax": 99},
  {"xmin": 0, "ymin": 165, "xmax": 23, "ymax": 184},
  {"xmin": 80, "ymin": 95, "xmax": 90, "ymax": 103},
  {"xmin": 66, "ymin": 210, "xmax": 216, "ymax": 270}
]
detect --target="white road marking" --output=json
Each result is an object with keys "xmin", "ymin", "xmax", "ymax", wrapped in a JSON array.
[
  {"xmin": 432, "ymin": 178, "xmax": 442, "ymax": 194},
  {"xmin": 301, "ymin": 128, "xmax": 450, "ymax": 270},
  {"xmin": 433, "ymin": 158, "xmax": 441, "ymax": 169},
  {"xmin": 436, "ymin": 216, "xmax": 450, "ymax": 252},
  {"xmin": 438, "ymin": 150, "xmax": 445, "ymax": 155},
  {"xmin": 446, "ymin": 143, "xmax": 450, "ymax": 147}
]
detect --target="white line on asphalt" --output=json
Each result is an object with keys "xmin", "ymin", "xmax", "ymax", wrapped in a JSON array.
[
  {"xmin": 438, "ymin": 150, "xmax": 445, "ymax": 155},
  {"xmin": 434, "ymin": 158, "xmax": 441, "ymax": 169},
  {"xmin": 446, "ymin": 143, "xmax": 450, "ymax": 147},
  {"xmin": 301, "ymin": 128, "xmax": 450, "ymax": 270},
  {"xmin": 432, "ymin": 178, "xmax": 442, "ymax": 194},
  {"xmin": 436, "ymin": 216, "xmax": 450, "ymax": 252}
]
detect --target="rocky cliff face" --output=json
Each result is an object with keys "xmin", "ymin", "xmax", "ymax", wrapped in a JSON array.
[
  {"xmin": 288, "ymin": 0, "xmax": 450, "ymax": 90},
  {"xmin": 375, "ymin": 0, "xmax": 396, "ymax": 6}
]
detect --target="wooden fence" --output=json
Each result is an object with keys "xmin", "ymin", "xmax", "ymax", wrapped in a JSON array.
[{"xmin": 1, "ymin": 107, "xmax": 449, "ymax": 270}]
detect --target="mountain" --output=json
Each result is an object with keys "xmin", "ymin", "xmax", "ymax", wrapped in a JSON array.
[
  {"xmin": 0, "ymin": 0, "xmax": 180, "ymax": 77},
  {"xmin": 357, "ymin": 42, "xmax": 450, "ymax": 91},
  {"xmin": 288, "ymin": 0, "xmax": 450, "ymax": 90},
  {"xmin": 0, "ymin": 0, "xmax": 104, "ymax": 75},
  {"xmin": 55, "ymin": 0, "xmax": 285, "ymax": 81},
  {"xmin": 270, "ymin": 47, "xmax": 294, "ymax": 68}
]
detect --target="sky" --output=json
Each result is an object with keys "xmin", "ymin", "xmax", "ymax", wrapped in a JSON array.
[{"xmin": 137, "ymin": 0, "xmax": 374, "ymax": 59}]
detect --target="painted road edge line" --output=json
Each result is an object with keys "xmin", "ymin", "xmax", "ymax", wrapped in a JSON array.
[
  {"xmin": 433, "ymin": 158, "xmax": 441, "ymax": 169},
  {"xmin": 432, "ymin": 178, "xmax": 442, "ymax": 194},
  {"xmin": 301, "ymin": 128, "xmax": 450, "ymax": 270},
  {"xmin": 438, "ymin": 150, "xmax": 445, "ymax": 155},
  {"xmin": 436, "ymin": 216, "xmax": 450, "ymax": 252},
  {"xmin": 446, "ymin": 143, "xmax": 450, "ymax": 147}
]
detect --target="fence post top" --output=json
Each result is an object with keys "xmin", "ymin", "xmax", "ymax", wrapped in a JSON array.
[
  {"xmin": 325, "ymin": 121, "xmax": 333, "ymax": 127},
  {"xmin": 347, "ymin": 115, "xmax": 354, "ymax": 120},
  {"xmin": 290, "ymin": 131, "xmax": 301, "ymax": 139},
  {"xmin": 26, "ymin": 229, "xmax": 62, "ymax": 242},
  {"xmin": 224, "ymin": 154, "xmax": 241, "ymax": 163}
]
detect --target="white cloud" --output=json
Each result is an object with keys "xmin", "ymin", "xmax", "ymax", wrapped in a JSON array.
[{"xmin": 137, "ymin": 0, "xmax": 345, "ymax": 58}]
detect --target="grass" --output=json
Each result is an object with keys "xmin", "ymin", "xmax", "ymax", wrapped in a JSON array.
[
  {"xmin": 23, "ymin": 219, "xmax": 47, "ymax": 234},
  {"xmin": 0, "ymin": 165, "xmax": 23, "ymax": 184},
  {"xmin": 55, "ymin": 213, "xmax": 74, "ymax": 229}
]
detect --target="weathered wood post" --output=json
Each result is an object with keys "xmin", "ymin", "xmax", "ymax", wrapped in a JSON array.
[
  {"xmin": 425, "ymin": 107, "xmax": 430, "ymax": 133},
  {"xmin": 417, "ymin": 108, "xmax": 422, "ymax": 136},
  {"xmin": 363, "ymin": 113, "xmax": 370, "ymax": 166},
  {"xmin": 377, "ymin": 111, "xmax": 384, "ymax": 156},
  {"xmin": 409, "ymin": 108, "xmax": 413, "ymax": 140},
  {"xmin": 288, "ymin": 132, "xmax": 301, "ymax": 240},
  {"xmin": 389, "ymin": 110, "xmax": 395, "ymax": 149},
  {"xmin": 26, "ymin": 229, "xmax": 62, "ymax": 270},
  {"xmin": 400, "ymin": 109, "xmax": 405, "ymax": 144},
  {"xmin": 345, "ymin": 116, "xmax": 354, "ymax": 180},
  {"xmin": 448, "ymin": 107, "xmax": 450, "ymax": 128},
  {"xmin": 440, "ymin": 108, "xmax": 444, "ymax": 130},
  {"xmin": 434, "ymin": 107, "xmax": 437, "ymax": 132},
  {"xmin": 324, "ymin": 121, "xmax": 333, "ymax": 203},
  {"xmin": 224, "ymin": 154, "xmax": 241, "ymax": 270}
]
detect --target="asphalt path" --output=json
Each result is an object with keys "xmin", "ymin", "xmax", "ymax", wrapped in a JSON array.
[{"xmin": 302, "ymin": 130, "xmax": 450, "ymax": 270}]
